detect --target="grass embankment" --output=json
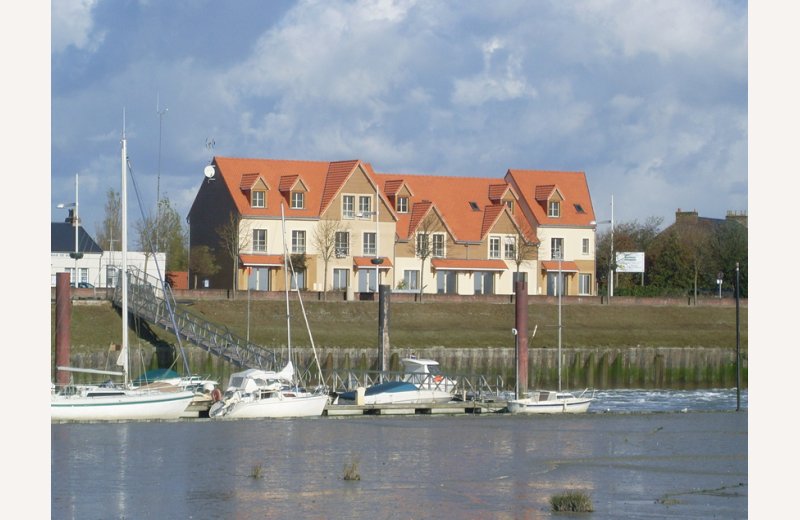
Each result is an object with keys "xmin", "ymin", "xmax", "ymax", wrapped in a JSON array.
[{"xmin": 52, "ymin": 299, "xmax": 747, "ymax": 354}]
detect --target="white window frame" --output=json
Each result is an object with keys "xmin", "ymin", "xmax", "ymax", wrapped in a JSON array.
[
  {"xmin": 582, "ymin": 238, "xmax": 590, "ymax": 255},
  {"xmin": 432, "ymin": 233, "xmax": 445, "ymax": 258},
  {"xmin": 548, "ymin": 200, "xmax": 560, "ymax": 217},
  {"xmin": 342, "ymin": 195, "xmax": 355, "ymax": 219},
  {"xmin": 333, "ymin": 268, "xmax": 349, "ymax": 290},
  {"xmin": 363, "ymin": 232, "xmax": 376, "ymax": 256},
  {"xmin": 253, "ymin": 229, "xmax": 267, "ymax": 252},
  {"xmin": 335, "ymin": 231, "xmax": 349, "ymax": 257},
  {"xmin": 489, "ymin": 236, "xmax": 501, "ymax": 259},
  {"xmin": 403, "ymin": 270, "xmax": 419, "ymax": 290},
  {"xmin": 252, "ymin": 190, "xmax": 265, "ymax": 208},
  {"xmin": 397, "ymin": 196, "xmax": 408, "ymax": 213},
  {"xmin": 292, "ymin": 230, "xmax": 306, "ymax": 254},
  {"xmin": 579, "ymin": 273, "xmax": 592, "ymax": 295},
  {"xmin": 504, "ymin": 236, "xmax": 516, "ymax": 260},
  {"xmin": 358, "ymin": 196, "xmax": 372, "ymax": 219},
  {"xmin": 551, "ymin": 237, "xmax": 564, "ymax": 260},
  {"xmin": 416, "ymin": 233, "xmax": 429, "ymax": 258},
  {"xmin": 291, "ymin": 191, "xmax": 304, "ymax": 209}
]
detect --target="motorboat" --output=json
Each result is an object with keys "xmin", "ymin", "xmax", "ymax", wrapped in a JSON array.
[{"xmin": 336, "ymin": 380, "xmax": 454, "ymax": 405}]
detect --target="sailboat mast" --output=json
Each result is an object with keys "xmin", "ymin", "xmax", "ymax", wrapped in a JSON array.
[
  {"xmin": 121, "ymin": 113, "xmax": 129, "ymax": 386},
  {"xmin": 280, "ymin": 203, "xmax": 291, "ymax": 366}
]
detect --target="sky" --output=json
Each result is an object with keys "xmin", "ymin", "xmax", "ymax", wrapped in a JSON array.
[{"xmin": 48, "ymin": 0, "xmax": 749, "ymax": 237}]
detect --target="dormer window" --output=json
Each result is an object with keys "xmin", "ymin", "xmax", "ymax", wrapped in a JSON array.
[
  {"xmin": 397, "ymin": 196, "xmax": 408, "ymax": 213},
  {"xmin": 548, "ymin": 200, "xmax": 560, "ymax": 217},
  {"xmin": 252, "ymin": 190, "xmax": 266, "ymax": 208},
  {"xmin": 291, "ymin": 192, "xmax": 304, "ymax": 209}
]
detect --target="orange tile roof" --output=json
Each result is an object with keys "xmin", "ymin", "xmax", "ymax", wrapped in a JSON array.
[
  {"xmin": 353, "ymin": 256, "xmax": 393, "ymax": 268},
  {"xmin": 539, "ymin": 260, "xmax": 579, "ymax": 272},
  {"xmin": 213, "ymin": 156, "xmax": 359, "ymax": 218},
  {"xmin": 375, "ymin": 173, "xmax": 520, "ymax": 243},
  {"xmin": 239, "ymin": 254, "xmax": 285, "ymax": 266},
  {"xmin": 240, "ymin": 172, "xmax": 264, "ymax": 190},
  {"xmin": 431, "ymin": 258, "xmax": 509, "ymax": 271},
  {"xmin": 505, "ymin": 169, "xmax": 596, "ymax": 227}
]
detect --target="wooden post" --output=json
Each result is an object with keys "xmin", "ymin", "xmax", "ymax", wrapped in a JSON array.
[
  {"xmin": 515, "ymin": 281, "xmax": 528, "ymax": 397},
  {"xmin": 55, "ymin": 272, "xmax": 72, "ymax": 386},
  {"xmin": 378, "ymin": 284, "xmax": 391, "ymax": 376}
]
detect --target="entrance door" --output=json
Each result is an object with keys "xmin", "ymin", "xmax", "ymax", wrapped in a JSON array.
[{"xmin": 358, "ymin": 269, "xmax": 377, "ymax": 292}]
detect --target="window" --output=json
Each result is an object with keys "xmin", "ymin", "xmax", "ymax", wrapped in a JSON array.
[
  {"xmin": 582, "ymin": 238, "xmax": 590, "ymax": 255},
  {"xmin": 469, "ymin": 201, "xmax": 480, "ymax": 211},
  {"xmin": 291, "ymin": 192, "xmax": 304, "ymax": 209},
  {"xmin": 436, "ymin": 271, "xmax": 457, "ymax": 294},
  {"xmin": 416, "ymin": 234, "xmax": 429, "ymax": 257},
  {"xmin": 253, "ymin": 229, "xmax": 267, "ymax": 252},
  {"xmin": 333, "ymin": 268, "xmax": 349, "ymax": 290},
  {"xmin": 363, "ymin": 232, "xmax": 376, "ymax": 255},
  {"xmin": 512, "ymin": 271, "xmax": 528, "ymax": 284},
  {"xmin": 292, "ymin": 230, "xmax": 306, "ymax": 253},
  {"xmin": 290, "ymin": 270, "xmax": 306, "ymax": 290},
  {"xmin": 403, "ymin": 270, "xmax": 419, "ymax": 290},
  {"xmin": 358, "ymin": 196, "xmax": 372, "ymax": 218},
  {"xmin": 489, "ymin": 236, "xmax": 501, "ymax": 259},
  {"xmin": 574, "ymin": 203, "xmax": 585, "ymax": 214},
  {"xmin": 579, "ymin": 273, "xmax": 592, "ymax": 295},
  {"xmin": 335, "ymin": 231, "xmax": 349, "ymax": 257},
  {"xmin": 504, "ymin": 236, "xmax": 516, "ymax": 260},
  {"xmin": 551, "ymin": 238, "xmax": 564, "ymax": 259},
  {"xmin": 252, "ymin": 190, "xmax": 265, "ymax": 208},
  {"xmin": 342, "ymin": 195, "xmax": 355, "ymax": 219},
  {"xmin": 505, "ymin": 200, "xmax": 514, "ymax": 213},
  {"xmin": 432, "ymin": 233, "xmax": 445, "ymax": 258},
  {"xmin": 548, "ymin": 200, "xmax": 560, "ymax": 217},
  {"xmin": 474, "ymin": 271, "xmax": 494, "ymax": 295},
  {"xmin": 397, "ymin": 196, "xmax": 408, "ymax": 213}
]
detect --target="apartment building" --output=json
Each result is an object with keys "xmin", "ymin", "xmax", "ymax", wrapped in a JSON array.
[{"xmin": 187, "ymin": 156, "xmax": 598, "ymax": 296}]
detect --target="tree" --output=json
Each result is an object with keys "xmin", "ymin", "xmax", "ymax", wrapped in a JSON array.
[
  {"xmin": 647, "ymin": 231, "xmax": 693, "ymax": 292},
  {"xmin": 135, "ymin": 196, "xmax": 188, "ymax": 274},
  {"xmin": 596, "ymin": 216, "xmax": 663, "ymax": 294},
  {"xmin": 414, "ymin": 212, "xmax": 443, "ymax": 301},
  {"xmin": 189, "ymin": 245, "xmax": 220, "ymax": 289},
  {"xmin": 708, "ymin": 220, "xmax": 748, "ymax": 298},
  {"xmin": 95, "ymin": 189, "xmax": 121, "ymax": 252},
  {"xmin": 312, "ymin": 218, "xmax": 345, "ymax": 300},
  {"xmin": 215, "ymin": 212, "xmax": 249, "ymax": 298},
  {"xmin": 509, "ymin": 218, "xmax": 539, "ymax": 283}
]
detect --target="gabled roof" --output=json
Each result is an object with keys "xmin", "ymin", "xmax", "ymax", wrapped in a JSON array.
[
  {"xmin": 278, "ymin": 174, "xmax": 308, "ymax": 193},
  {"xmin": 375, "ymin": 173, "xmax": 522, "ymax": 243},
  {"xmin": 240, "ymin": 173, "xmax": 267, "ymax": 191},
  {"xmin": 51, "ymin": 222, "xmax": 103, "ymax": 254},
  {"xmin": 505, "ymin": 169, "xmax": 596, "ymax": 227}
]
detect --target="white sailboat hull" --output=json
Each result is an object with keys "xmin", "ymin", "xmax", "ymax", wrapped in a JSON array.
[
  {"xmin": 507, "ymin": 390, "xmax": 594, "ymax": 415},
  {"xmin": 211, "ymin": 393, "xmax": 328, "ymax": 419},
  {"xmin": 51, "ymin": 389, "xmax": 195, "ymax": 421}
]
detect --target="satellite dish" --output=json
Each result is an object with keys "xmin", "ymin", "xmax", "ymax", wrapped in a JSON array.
[{"xmin": 204, "ymin": 165, "xmax": 215, "ymax": 179}]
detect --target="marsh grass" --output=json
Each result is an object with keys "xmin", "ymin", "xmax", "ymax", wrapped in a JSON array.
[
  {"xmin": 549, "ymin": 490, "xmax": 594, "ymax": 512},
  {"xmin": 342, "ymin": 456, "xmax": 360, "ymax": 481},
  {"xmin": 250, "ymin": 464, "xmax": 263, "ymax": 479}
]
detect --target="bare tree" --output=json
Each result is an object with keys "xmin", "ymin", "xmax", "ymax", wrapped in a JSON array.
[
  {"xmin": 312, "ymin": 218, "xmax": 346, "ymax": 300},
  {"xmin": 95, "ymin": 189, "xmax": 121, "ymax": 252},
  {"xmin": 215, "ymin": 212, "xmax": 249, "ymax": 298},
  {"xmin": 414, "ymin": 212, "xmax": 443, "ymax": 301},
  {"xmin": 189, "ymin": 245, "xmax": 220, "ymax": 289},
  {"xmin": 509, "ymin": 218, "xmax": 539, "ymax": 283}
]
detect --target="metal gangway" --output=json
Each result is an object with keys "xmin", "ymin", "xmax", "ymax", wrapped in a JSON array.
[{"xmin": 110, "ymin": 266, "xmax": 283, "ymax": 371}]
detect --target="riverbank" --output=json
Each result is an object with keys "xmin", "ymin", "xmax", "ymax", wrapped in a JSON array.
[{"xmin": 52, "ymin": 297, "xmax": 747, "ymax": 389}]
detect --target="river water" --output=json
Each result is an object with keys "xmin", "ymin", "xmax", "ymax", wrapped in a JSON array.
[{"xmin": 51, "ymin": 389, "xmax": 748, "ymax": 519}]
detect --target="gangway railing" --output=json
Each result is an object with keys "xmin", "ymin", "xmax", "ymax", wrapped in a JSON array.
[{"xmin": 110, "ymin": 266, "xmax": 283, "ymax": 371}]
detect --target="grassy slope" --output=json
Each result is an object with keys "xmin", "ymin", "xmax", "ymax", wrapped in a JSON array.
[{"xmin": 52, "ymin": 299, "xmax": 748, "ymax": 354}]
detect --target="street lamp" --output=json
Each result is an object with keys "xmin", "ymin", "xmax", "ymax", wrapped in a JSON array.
[{"xmin": 57, "ymin": 174, "xmax": 83, "ymax": 286}]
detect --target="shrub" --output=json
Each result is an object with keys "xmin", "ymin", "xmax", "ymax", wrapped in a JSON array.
[{"xmin": 550, "ymin": 490, "xmax": 593, "ymax": 512}]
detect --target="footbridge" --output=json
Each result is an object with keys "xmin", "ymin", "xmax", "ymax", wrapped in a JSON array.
[{"xmin": 111, "ymin": 267, "xmax": 283, "ymax": 371}]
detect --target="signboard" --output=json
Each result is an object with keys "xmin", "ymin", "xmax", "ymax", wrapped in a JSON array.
[{"xmin": 616, "ymin": 252, "xmax": 645, "ymax": 273}]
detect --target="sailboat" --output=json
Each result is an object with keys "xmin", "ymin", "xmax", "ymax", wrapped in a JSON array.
[
  {"xmin": 506, "ymin": 255, "xmax": 594, "ymax": 414},
  {"xmin": 208, "ymin": 203, "xmax": 329, "ymax": 419},
  {"xmin": 50, "ymin": 117, "xmax": 195, "ymax": 421}
]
